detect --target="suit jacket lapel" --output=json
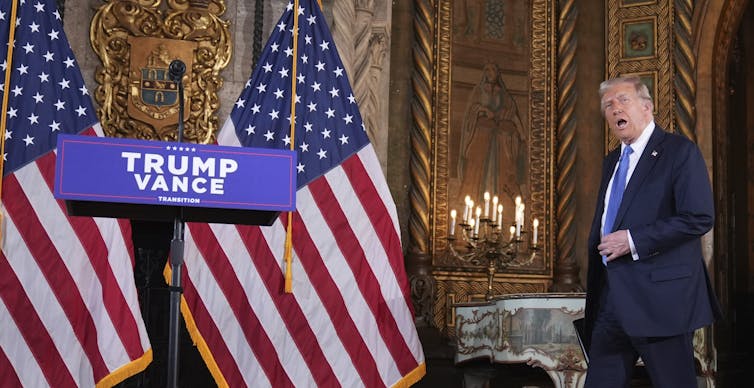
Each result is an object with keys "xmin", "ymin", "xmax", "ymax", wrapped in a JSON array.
[
  {"xmin": 613, "ymin": 127, "xmax": 667, "ymax": 228},
  {"xmin": 600, "ymin": 150, "xmax": 620, "ymax": 204},
  {"xmin": 592, "ymin": 149, "xmax": 620, "ymax": 238}
]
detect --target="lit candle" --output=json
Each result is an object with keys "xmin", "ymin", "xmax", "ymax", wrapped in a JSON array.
[
  {"xmin": 469, "ymin": 218, "xmax": 476, "ymax": 236},
  {"xmin": 509, "ymin": 225, "xmax": 515, "ymax": 240},
  {"xmin": 468, "ymin": 200, "xmax": 474, "ymax": 223},
  {"xmin": 483, "ymin": 192, "xmax": 490, "ymax": 218},
  {"xmin": 514, "ymin": 196, "xmax": 522, "ymax": 232},
  {"xmin": 450, "ymin": 209, "xmax": 457, "ymax": 236},
  {"xmin": 517, "ymin": 204, "xmax": 525, "ymax": 238},
  {"xmin": 491, "ymin": 196, "xmax": 499, "ymax": 223},
  {"xmin": 532, "ymin": 218, "xmax": 539, "ymax": 245},
  {"xmin": 497, "ymin": 204, "xmax": 503, "ymax": 229},
  {"xmin": 463, "ymin": 195, "xmax": 471, "ymax": 223},
  {"xmin": 475, "ymin": 206, "xmax": 482, "ymax": 233}
]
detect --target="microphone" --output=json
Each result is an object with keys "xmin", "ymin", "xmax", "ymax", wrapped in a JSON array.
[{"xmin": 168, "ymin": 59, "xmax": 186, "ymax": 82}]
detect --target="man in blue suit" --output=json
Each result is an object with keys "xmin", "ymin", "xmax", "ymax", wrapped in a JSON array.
[{"xmin": 584, "ymin": 76, "xmax": 722, "ymax": 387}]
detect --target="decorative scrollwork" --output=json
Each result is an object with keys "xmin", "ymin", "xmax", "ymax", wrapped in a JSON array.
[
  {"xmin": 409, "ymin": 273, "xmax": 436, "ymax": 327},
  {"xmin": 440, "ymin": 219, "xmax": 538, "ymax": 300},
  {"xmin": 90, "ymin": 0, "xmax": 230, "ymax": 143}
]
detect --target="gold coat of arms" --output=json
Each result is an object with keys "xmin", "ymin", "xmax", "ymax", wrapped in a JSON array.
[{"xmin": 90, "ymin": 0, "xmax": 231, "ymax": 143}]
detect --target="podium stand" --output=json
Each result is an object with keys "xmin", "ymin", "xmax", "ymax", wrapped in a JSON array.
[{"xmin": 54, "ymin": 134, "xmax": 296, "ymax": 387}]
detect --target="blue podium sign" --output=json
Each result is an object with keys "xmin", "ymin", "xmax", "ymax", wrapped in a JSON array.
[{"xmin": 54, "ymin": 134, "xmax": 296, "ymax": 213}]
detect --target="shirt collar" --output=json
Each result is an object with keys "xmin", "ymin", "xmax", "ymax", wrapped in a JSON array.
[{"xmin": 622, "ymin": 121, "xmax": 654, "ymax": 157}]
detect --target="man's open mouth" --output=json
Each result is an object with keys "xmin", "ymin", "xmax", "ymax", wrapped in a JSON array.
[{"xmin": 616, "ymin": 119, "xmax": 628, "ymax": 128}]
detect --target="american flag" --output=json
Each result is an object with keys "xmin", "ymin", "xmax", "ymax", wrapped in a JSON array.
[
  {"xmin": 181, "ymin": 1, "xmax": 425, "ymax": 386},
  {"xmin": 0, "ymin": 0, "xmax": 151, "ymax": 386}
]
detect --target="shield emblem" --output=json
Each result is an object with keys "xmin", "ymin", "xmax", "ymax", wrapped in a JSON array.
[
  {"xmin": 127, "ymin": 36, "xmax": 197, "ymax": 128},
  {"xmin": 140, "ymin": 65, "xmax": 178, "ymax": 107}
]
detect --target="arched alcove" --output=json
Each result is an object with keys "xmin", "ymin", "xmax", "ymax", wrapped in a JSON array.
[{"xmin": 697, "ymin": 0, "xmax": 753, "ymax": 385}]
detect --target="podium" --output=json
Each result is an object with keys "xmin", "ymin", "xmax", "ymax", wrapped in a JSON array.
[
  {"xmin": 54, "ymin": 134, "xmax": 296, "ymax": 224},
  {"xmin": 54, "ymin": 134, "xmax": 297, "ymax": 386}
]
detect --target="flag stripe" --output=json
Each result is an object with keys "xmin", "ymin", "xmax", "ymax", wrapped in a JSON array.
[
  {"xmin": 297, "ymin": 183, "xmax": 397, "ymax": 386},
  {"xmin": 308, "ymin": 170, "xmax": 416, "ymax": 376},
  {"xmin": 356, "ymin": 147, "xmax": 402, "ymax": 240},
  {"xmin": 185, "ymin": 224, "xmax": 284, "ymax": 387},
  {"xmin": 183, "ymin": 262, "xmax": 243, "ymax": 385},
  {"xmin": 256, "ymin": 219, "xmax": 363, "ymax": 387},
  {"xmin": 35, "ymin": 150, "xmax": 145, "ymax": 361},
  {"xmin": 180, "ymin": 270, "xmax": 245, "ymax": 386},
  {"xmin": 18, "ymin": 154, "xmax": 138, "ymax": 376},
  {"xmin": 0, "ymin": 332, "xmax": 23, "ymax": 387},
  {"xmin": 2, "ymin": 170, "xmax": 112, "ymax": 379},
  {"xmin": 185, "ymin": 227, "xmax": 274, "ymax": 387},
  {"xmin": 179, "ymin": 1, "xmax": 425, "ymax": 386},
  {"xmin": 1, "ymin": 1, "xmax": 151, "ymax": 385},
  {"xmin": 342, "ymin": 152, "xmax": 411, "ymax": 305},
  {"xmin": 340, "ymin": 151, "xmax": 423, "ymax": 363},
  {"xmin": 209, "ymin": 222, "xmax": 321, "ymax": 387},
  {"xmin": 117, "ymin": 218, "xmax": 135, "ymax": 267},
  {"xmin": 0, "ymin": 253, "xmax": 76, "ymax": 387},
  {"xmin": 293, "ymin": 184, "xmax": 391, "ymax": 386},
  {"xmin": 236, "ymin": 224, "xmax": 341, "ymax": 387},
  {"xmin": 187, "ymin": 223, "xmax": 295, "ymax": 388},
  {"xmin": 1, "ymin": 212, "xmax": 95, "ymax": 386}
]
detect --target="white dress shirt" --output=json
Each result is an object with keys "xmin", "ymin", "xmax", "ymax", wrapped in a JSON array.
[{"xmin": 601, "ymin": 121, "xmax": 655, "ymax": 260}]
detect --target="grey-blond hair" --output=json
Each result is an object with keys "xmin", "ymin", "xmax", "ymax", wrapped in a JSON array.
[{"xmin": 599, "ymin": 76, "xmax": 653, "ymax": 113}]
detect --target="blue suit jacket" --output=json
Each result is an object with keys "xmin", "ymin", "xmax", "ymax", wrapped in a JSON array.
[{"xmin": 584, "ymin": 127, "xmax": 722, "ymax": 349}]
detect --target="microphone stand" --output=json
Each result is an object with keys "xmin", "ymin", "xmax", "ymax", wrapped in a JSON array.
[{"xmin": 166, "ymin": 59, "xmax": 186, "ymax": 388}]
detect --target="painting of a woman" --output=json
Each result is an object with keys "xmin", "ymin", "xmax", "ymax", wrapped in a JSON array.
[{"xmin": 456, "ymin": 62, "xmax": 527, "ymax": 220}]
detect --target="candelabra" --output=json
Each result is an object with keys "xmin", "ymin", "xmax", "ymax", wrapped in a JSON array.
[{"xmin": 446, "ymin": 195, "xmax": 540, "ymax": 300}]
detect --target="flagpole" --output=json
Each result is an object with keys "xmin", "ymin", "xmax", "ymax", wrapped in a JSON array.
[
  {"xmin": 284, "ymin": 0, "xmax": 301, "ymax": 293},
  {"xmin": 0, "ymin": 0, "xmax": 19, "ymax": 242}
]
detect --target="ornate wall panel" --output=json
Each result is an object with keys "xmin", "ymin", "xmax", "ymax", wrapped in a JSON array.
[
  {"xmin": 605, "ymin": 0, "xmax": 673, "ymax": 150},
  {"xmin": 409, "ymin": 0, "xmax": 557, "ymax": 334}
]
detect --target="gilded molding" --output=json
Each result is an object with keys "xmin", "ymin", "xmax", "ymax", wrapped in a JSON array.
[
  {"xmin": 407, "ymin": 0, "xmax": 435, "ymax": 326},
  {"xmin": 527, "ymin": 0, "xmax": 553, "ymax": 273},
  {"xmin": 408, "ymin": 0, "xmax": 434, "ymax": 256},
  {"xmin": 431, "ymin": 0, "xmax": 451, "ymax": 258},
  {"xmin": 674, "ymin": 0, "xmax": 696, "ymax": 142},
  {"xmin": 428, "ymin": 0, "xmax": 554, "ymax": 271},
  {"xmin": 606, "ymin": 0, "xmax": 672, "ymax": 151}
]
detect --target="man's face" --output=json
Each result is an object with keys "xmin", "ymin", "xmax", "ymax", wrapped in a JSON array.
[{"xmin": 600, "ymin": 82, "xmax": 653, "ymax": 144}]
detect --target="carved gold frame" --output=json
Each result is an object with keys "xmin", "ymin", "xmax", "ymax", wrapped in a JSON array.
[
  {"xmin": 416, "ymin": 0, "xmax": 556, "ymax": 276},
  {"xmin": 408, "ymin": 0, "xmax": 580, "ymax": 333}
]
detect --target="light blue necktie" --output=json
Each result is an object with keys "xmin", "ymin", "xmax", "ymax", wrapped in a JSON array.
[{"xmin": 603, "ymin": 145, "xmax": 633, "ymax": 265}]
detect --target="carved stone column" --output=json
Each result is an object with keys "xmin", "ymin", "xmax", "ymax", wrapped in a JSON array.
[
  {"xmin": 330, "ymin": 0, "xmax": 391, "ymax": 170},
  {"xmin": 552, "ymin": 0, "xmax": 583, "ymax": 292},
  {"xmin": 407, "ymin": 0, "xmax": 435, "ymax": 325}
]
